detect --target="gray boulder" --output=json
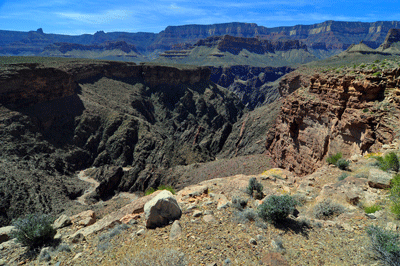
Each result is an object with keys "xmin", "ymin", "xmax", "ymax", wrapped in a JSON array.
[
  {"xmin": 368, "ymin": 168, "xmax": 393, "ymax": 189},
  {"xmin": 53, "ymin": 214, "xmax": 72, "ymax": 229},
  {"xmin": 144, "ymin": 190, "xmax": 182, "ymax": 229}
]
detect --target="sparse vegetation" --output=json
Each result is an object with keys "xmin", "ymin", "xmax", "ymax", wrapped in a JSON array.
[
  {"xmin": 145, "ymin": 185, "xmax": 176, "ymax": 195},
  {"xmin": 363, "ymin": 204, "xmax": 383, "ymax": 214},
  {"xmin": 326, "ymin": 152, "xmax": 343, "ymax": 166},
  {"xmin": 337, "ymin": 158, "xmax": 350, "ymax": 170},
  {"xmin": 245, "ymin": 177, "xmax": 263, "ymax": 199},
  {"xmin": 313, "ymin": 199, "xmax": 346, "ymax": 220},
  {"xmin": 366, "ymin": 225, "xmax": 400, "ymax": 266},
  {"xmin": 373, "ymin": 152, "xmax": 400, "ymax": 172},
  {"xmin": 258, "ymin": 194, "xmax": 297, "ymax": 223},
  {"xmin": 390, "ymin": 174, "xmax": 400, "ymax": 219},
  {"xmin": 11, "ymin": 213, "xmax": 56, "ymax": 250}
]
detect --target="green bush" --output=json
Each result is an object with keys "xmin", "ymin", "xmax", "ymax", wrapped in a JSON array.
[
  {"xmin": 145, "ymin": 185, "xmax": 175, "ymax": 196},
  {"xmin": 390, "ymin": 174, "xmax": 400, "ymax": 219},
  {"xmin": 364, "ymin": 204, "xmax": 383, "ymax": 214},
  {"xmin": 374, "ymin": 152, "xmax": 400, "ymax": 172},
  {"xmin": 313, "ymin": 199, "xmax": 346, "ymax": 220},
  {"xmin": 258, "ymin": 194, "xmax": 297, "ymax": 223},
  {"xmin": 246, "ymin": 177, "xmax": 263, "ymax": 196},
  {"xmin": 11, "ymin": 213, "xmax": 56, "ymax": 250},
  {"xmin": 326, "ymin": 152, "xmax": 343, "ymax": 165},
  {"xmin": 366, "ymin": 226, "xmax": 400, "ymax": 266},
  {"xmin": 337, "ymin": 159, "xmax": 350, "ymax": 170}
]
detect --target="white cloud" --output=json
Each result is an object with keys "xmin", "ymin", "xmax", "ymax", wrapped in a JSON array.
[{"xmin": 55, "ymin": 9, "xmax": 131, "ymax": 24}]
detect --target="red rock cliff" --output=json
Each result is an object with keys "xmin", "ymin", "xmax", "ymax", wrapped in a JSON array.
[{"xmin": 266, "ymin": 68, "xmax": 400, "ymax": 175}]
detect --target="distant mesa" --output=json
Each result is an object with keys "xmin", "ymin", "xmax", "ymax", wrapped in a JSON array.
[{"xmin": 157, "ymin": 35, "xmax": 316, "ymax": 67}]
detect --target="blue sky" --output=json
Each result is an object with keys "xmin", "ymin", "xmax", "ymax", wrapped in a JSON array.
[{"xmin": 0, "ymin": 0, "xmax": 399, "ymax": 35}]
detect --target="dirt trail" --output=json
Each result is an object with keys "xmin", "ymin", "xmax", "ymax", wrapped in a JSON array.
[{"xmin": 75, "ymin": 169, "xmax": 100, "ymax": 205}]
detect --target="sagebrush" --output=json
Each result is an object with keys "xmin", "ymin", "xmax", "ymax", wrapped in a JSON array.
[
  {"xmin": 11, "ymin": 213, "xmax": 56, "ymax": 249},
  {"xmin": 366, "ymin": 226, "xmax": 400, "ymax": 266},
  {"xmin": 258, "ymin": 194, "xmax": 297, "ymax": 223}
]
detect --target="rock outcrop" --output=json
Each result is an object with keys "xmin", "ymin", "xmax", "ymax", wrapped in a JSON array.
[{"xmin": 266, "ymin": 68, "xmax": 400, "ymax": 175}]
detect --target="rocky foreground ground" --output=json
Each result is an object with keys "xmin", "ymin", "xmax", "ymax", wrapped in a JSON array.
[{"xmin": 1, "ymin": 141, "xmax": 400, "ymax": 266}]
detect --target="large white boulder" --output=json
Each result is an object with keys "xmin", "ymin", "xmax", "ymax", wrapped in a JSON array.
[{"xmin": 144, "ymin": 190, "xmax": 182, "ymax": 229}]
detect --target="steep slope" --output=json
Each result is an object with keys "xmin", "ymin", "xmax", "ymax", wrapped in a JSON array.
[
  {"xmin": 266, "ymin": 63, "xmax": 400, "ymax": 176},
  {"xmin": 377, "ymin": 28, "xmax": 400, "ymax": 54},
  {"xmin": 156, "ymin": 35, "xmax": 316, "ymax": 67},
  {"xmin": 0, "ymin": 59, "xmax": 245, "ymax": 226}
]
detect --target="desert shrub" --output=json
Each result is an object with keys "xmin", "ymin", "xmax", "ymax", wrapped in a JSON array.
[
  {"xmin": 337, "ymin": 159, "xmax": 350, "ymax": 170},
  {"xmin": 354, "ymin": 172, "xmax": 368, "ymax": 179},
  {"xmin": 326, "ymin": 152, "xmax": 343, "ymax": 166},
  {"xmin": 245, "ymin": 177, "xmax": 263, "ymax": 196},
  {"xmin": 313, "ymin": 199, "xmax": 346, "ymax": 220},
  {"xmin": 99, "ymin": 224, "xmax": 129, "ymax": 242},
  {"xmin": 338, "ymin": 173, "xmax": 349, "ymax": 181},
  {"xmin": 121, "ymin": 248, "xmax": 187, "ymax": 266},
  {"xmin": 366, "ymin": 226, "xmax": 400, "ymax": 266},
  {"xmin": 364, "ymin": 204, "xmax": 383, "ymax": 214},
  {"xmin": 233, "ymin": 208, "xmax": 258, "ymax": 224},
  {"xmin": 232, "ymin": 197, "xmax": 248, "ymax": 211},
  {"xmin": 145, "ymin": 187, "xmax": 156, "ymax": 195},
  {"xmin": 258, "ymin": 194, "xmax": 297, "ymax": 223},
  {"xmin": 373, "ymin": 71, "xmax": 382, "ymax": 77},
  {"xmin": 374, "ymin": 152, "xmax": 400, "ymax": 172},
  {"xmin": 157, "ymin": 185, "xmax": 176, "ymax": 195},
  {"xmin": 390, "ymin": 174, "xmax": 400, "ymax": 219},
  {"xmin": 145, "ymin": 185, "xmax": 175, "ymax": 196},
  {"xmin": 11, "ymin": 213, "xmax": 56, "ymax": 250}
]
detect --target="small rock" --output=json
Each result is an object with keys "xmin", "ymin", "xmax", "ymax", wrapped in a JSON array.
[
  {"xmin": 207, "ymin": 263, "xmax": 218, "ymax": 266},
  {"xmin": 71, "ymin": 210, "xmax": 96, "ymax": 227},
  {"xmin": 136, "ymin": 229, "xmax": 145, "ymax": 236},
  {"xmin": 128, "ymin": 219, "xmax": 138, "ymax": 226},
  {"xmin": 0, "ymin": 226, "xmax": 14, "ymax": 244},
  {"xmin": 346, "ymin": 192, "xmax": 360, "ymax": 205},
  {"xmin": 169, "ymin": 220, "xmax": 182, "ymax": 241},
  {"xmin": 365, "ymin": 213, "xmax": 377, "ymax": 219},
  {"xmin": 73, "ymin": 252, "xmax": 83, "ymax": 261},
  {"xmin": 256, "ymin": 234, "xmax": 263, "ymax": 240},
  {"xmin": 0, "ymin": 259, "xmax": 6, "ymax": 265},
  {"xmin": 249, "ymin": 238, "xmax": 257, "ymax": 245},
  {"xmin": 223, "ymin": 258, "xmax": 232, "ymax": 265},
  {"xmin": 70, "ymin": 232, "xmax": 85, "ymax": 243},
  {"xmin": 193, "ymin": 210, "xmax": 202, "ymax": 217},
  {"xmin": 187, "ymin": 204, "xmax": 197, "ymax": 210},
  {"xmin": 203, "ymin": 201, "xmax": 214, "ymax": 206},
  {"xmin": 39, "ymin": 247, "xmax": 51, "ymax": 262},
  {"xmin": 53, "ymin": 214, "xmax": 72, "ymax": 229},
  {"xmin": 203, "ymin": 215, "xmax": 216, "ymax": 223},
  {"xmin": 386, "ymin": 222, "xmax": 399, "ymax": 231},
  {"xmin": 271, "ymin": 239, "xmax": 286, "ymax": 254},
  {"xmin": 216, "ymin": 194, "xmax": 231, "ymax": 210}
]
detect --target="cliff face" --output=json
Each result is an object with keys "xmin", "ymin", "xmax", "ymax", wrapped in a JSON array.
[
  {"xmin": 266, "ymin": 67, "xmax": 400, "ymax": 176},
  {"xmin": 0, "ymin": 60, "xmax": 243, "ymax": 226},
  {"xmin": 379, "ymin": 28, "xmax": 400, "ymax": 50},
  {"xmin": 194, "ymin": 35, "xmax": 307, "ymax": 55},
  {"xmin": 2, "ymin": 21, "xmax": 400, "ymax": 57},
  {"xmin": 209, "ymin": 65, "xmax": 293, "ymax": 109},
  {"xmin": 43, "ymin": 41, "xmax": 139, "ymax": 54}
]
